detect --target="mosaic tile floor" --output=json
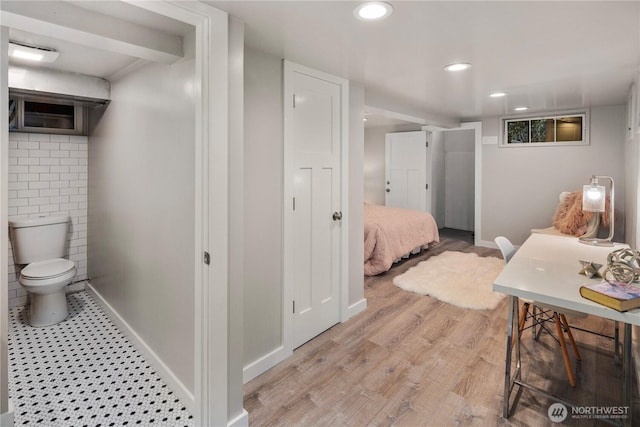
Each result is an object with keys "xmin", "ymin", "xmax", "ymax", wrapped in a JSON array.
[{"xmin": 8, "ymin": 291, "xmax": 195, "ymax": 427}]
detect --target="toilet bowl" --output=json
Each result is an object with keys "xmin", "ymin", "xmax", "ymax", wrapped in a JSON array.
[
  {"xmin": 19, "ymin": 258, "xmax": 77, "ymax": 327},
  {"xmin": 9, "ymin": 215, "xmax": 77, "ymax": 327}
]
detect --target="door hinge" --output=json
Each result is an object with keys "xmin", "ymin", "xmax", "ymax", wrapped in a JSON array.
[
  {"xmin": 204, "ymin": 251, "xmax": 210, "ymax": 265},
  {"xmin": 426, "ymin": 141, "xmax": 429, "ymax": 147},
  {"xmin": 293, "ymin": 94, "xmax": 296, "ymax": 108},
  {"xmin": 293, "ymin": 197, "xmax": 296, "ymax": 210},
  {"xmin": 293, "ymin": 300, "xmax": 295, "ymax": 313},
  {"xmin": 425, "ymin": 184, "xmax": 429, "ymax": 190}
]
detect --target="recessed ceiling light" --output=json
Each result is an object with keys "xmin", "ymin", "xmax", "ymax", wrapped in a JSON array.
[
  {"xmin": 354, "ymin": 2, "xmax": 393, "ymax": 21},
  {"xmin": 8, "ymin": 41, "xmax": 59, "ymax": 63},
  {"xmin": 444, "ymin": 63, "xmax": 471, "ymax": 72},
  {"xmin": 514, "ymin": 107, "xmax": 528, "ymax": 111},
  {"xmin": 490, "ymin": 92, "xmax": 507, "ymax": 98}
]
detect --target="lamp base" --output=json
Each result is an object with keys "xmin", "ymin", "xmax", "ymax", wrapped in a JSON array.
[{"xmin": 578, "ymin": 237, "xmax": 614, "ymax": 247}]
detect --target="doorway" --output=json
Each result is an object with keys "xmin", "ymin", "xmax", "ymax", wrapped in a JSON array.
[
  {"xmin": 0, "ymin": 3, "xmax": 243, "ymax": 426},
  {"xmin": 429, "ymin": 122, "xmax": 482, "ymax": 246}
]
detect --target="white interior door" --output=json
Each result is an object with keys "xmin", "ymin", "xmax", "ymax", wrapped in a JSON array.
[
  {"xmin": 288, "ymin": 65, "xmax": 342, "ymax": 348},
  {"xmin": 385, "ymin": 131, "xmax": 429, "ymax": 212}
]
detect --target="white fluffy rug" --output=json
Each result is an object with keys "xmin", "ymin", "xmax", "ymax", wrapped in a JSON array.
[{"xmin": 393, "ymin": 250, "xmax": 506, "ymax": 310}]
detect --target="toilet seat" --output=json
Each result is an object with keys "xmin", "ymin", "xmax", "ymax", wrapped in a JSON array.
[{"xmin": 21, "ymin": 258, "xmax": 75, "ymax": 280}]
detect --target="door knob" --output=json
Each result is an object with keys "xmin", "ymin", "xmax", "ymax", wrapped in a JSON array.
[
  {"xmin": 385, "ymin": 188, "xmax": 391, "ymax": 193},
  {"xmin": 332, "ymin": 211, "xmax": 342, "ymax": 221}
]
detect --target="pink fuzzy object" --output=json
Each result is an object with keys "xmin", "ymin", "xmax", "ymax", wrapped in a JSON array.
[{"xmin": 552, "ymin": 190, "xmax": 610, "ymax": 237}]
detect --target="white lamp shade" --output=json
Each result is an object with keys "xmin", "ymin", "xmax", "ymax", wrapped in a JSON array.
[{"xmin": 582, "ymin": 184, "xmax": 606, "ymax": 212}]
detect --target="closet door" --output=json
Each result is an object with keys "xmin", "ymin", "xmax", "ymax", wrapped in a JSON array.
[
  {"xmin": 385, "ymin": 131, "xmax": 429, "ymax": 212},
  {"xmin": 284, "ymin": 61, "xmax": 345, "ymax": 349}
]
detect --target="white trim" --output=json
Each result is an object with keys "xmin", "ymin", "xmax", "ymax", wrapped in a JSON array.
[
  {"xmin": 0, "ymin": 400, "xmax": 13, "ymax": 427},
  {"xmin": 477, "ymin": 239, "xmax": 498, "ymax": 249},
  {"xmin": 243, "ymin": 346, "xmax": 290, "ymax": 384},
  {"xmin": 500, "ymin": 110, "xmax": 589, "ymax": 147},
  {"xmin": 347, "ymin": 298, "xmax": 368, "ymax": 319},
  {"xmin": 86, "ymin": 284, "xmax": 195, "ymax": 413},
  {"xmin": 340, "ymin": 78, "xmax": 351, "ymax": 323},
  {"xmin": 0, "ymin": 25, "xmax": 10, "ymax": 421},
  {"xmin": 228, "ymin": 409, "xmax": 249, "ymax": 427},
  {"xmin": 282, "ymin": 60, "xmax": 295, "ymax": 357},
  {"xmin": 283, "ymin": 60, "xmax": 350, "ymax": 353},
  {"xmin": 467, "ymin": 121, "xmax": 483, "ymax": 247},
  {"xmin": 364, "ymin": 105, "xmax": 426, "ymax": 126}
]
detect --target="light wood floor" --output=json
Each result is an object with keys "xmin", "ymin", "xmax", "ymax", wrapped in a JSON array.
[{"xmin": 244, "ymin": 230, "xmax": 639, "ymax": 426}]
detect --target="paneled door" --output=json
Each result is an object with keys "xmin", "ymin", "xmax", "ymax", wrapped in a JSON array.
[
  {"xmin": 385, "ymin": 131, "xmax": 429, "ymax": 212},
  {"xmin": 285, "ymin": 62, "xmax": 343, "ymax": 349}
]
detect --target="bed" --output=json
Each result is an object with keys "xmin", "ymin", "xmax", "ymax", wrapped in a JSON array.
[{"xmin": 364, "ymin": 203, "xmax": 440, "ymax": 276}]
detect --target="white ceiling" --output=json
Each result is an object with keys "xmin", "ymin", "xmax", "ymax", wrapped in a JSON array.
[
  {"xmin": 3, "ymin": 1, "xmax": 639, "ymax": 126},
  {"xmin": 3, "ymin": 0, "xmax": 193, "ymax": 79},
  {"xmin": 209, "ymin": 0, "xmax": 640, "ymax": 124}
]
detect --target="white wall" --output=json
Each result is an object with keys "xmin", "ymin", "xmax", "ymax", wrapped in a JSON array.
[
  {"xmin": 7, "ymin": 133, "xmax": 89, "ymax": 307},
  {"xmin": 87, "ymin": 43, "xmax": 196, "ymax": 392},
  {"xmin": 481, "ymin": 105, "xmax": 626, "ymax": 246}
]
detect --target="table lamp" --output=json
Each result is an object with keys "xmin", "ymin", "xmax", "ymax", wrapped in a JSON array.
[{"xmin": 579, "ymin": 175, "xmax": 614, "ymax": 246}]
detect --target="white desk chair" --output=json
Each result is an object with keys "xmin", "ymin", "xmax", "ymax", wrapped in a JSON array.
[{"xmin": 495, "ymin": 236, "xmax": 583, "ymax": 386}]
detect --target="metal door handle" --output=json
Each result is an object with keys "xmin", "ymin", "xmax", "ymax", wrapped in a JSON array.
[{"xmin": 332, "ymin": 211, "xmax": 342, "ymax": 221}]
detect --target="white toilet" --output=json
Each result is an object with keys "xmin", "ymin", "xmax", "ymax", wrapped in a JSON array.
[{"xmin": 9, "ymin": 215, "xmax": 77, "ymax": 327}]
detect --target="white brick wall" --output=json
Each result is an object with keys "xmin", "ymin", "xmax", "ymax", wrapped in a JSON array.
[{"xmin": 7, "ymin": 132, "xmax": 89, "ymax": 307}]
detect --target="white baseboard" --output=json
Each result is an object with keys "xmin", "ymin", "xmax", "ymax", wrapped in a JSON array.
[
  {"xmin": 1, "ymin": 399, "xmax": 14, "ymax": 427},
  {"xmin": 85, "ymin": 284, "xmax": 195, "ymax": 414},
  {"xmin": 244, "ymin": 298, "xmax": 368, "ymax": 385},
  {"xmin": 347, "ymin": 298, "xmax": 367, "ymax": 319},
  {"xmin": 477, "ymin": 239, "xmax": 497, "ymax": 249},
  {"xmin": 228, "ymin": 409, "xmax": 249, "ymax": 427},
  {"xmin": 243, "ymin": 345, "xmax": 291, "ymax": 384}
]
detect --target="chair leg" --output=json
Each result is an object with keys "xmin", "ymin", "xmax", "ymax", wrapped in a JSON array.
[
  {"xmin": 560, "ymin": 314, "xmax": 581, "ymax": 361},
  {"xmin": 554, "ymin": 312, "xmax": 576, "ymax": 387},
  {"xmin": 518, "ymin": 302, "xmax": 530, "ymax": 337},
  {"xmin": 511, "ymin": 302, "xmax": 530, "ymax": 350}
]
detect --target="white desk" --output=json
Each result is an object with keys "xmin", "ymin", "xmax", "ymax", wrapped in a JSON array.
[{"xmin": 493, "ymin": 233, "xmax": 638, "ymax": 426}]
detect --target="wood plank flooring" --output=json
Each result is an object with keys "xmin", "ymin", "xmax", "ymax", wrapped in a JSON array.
[{"xmin": 244, "ymin": 230, "xmax": 639, "ymax": 426}]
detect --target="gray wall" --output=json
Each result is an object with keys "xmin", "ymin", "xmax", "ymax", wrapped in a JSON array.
[
  {"xmin": 481, "ymin": 105, "xmax": 626, "ymax": 245},
  {"xmin": 443, "ymin": 129, "xmax": 474, "ymax": 231},
  {"xmin": 243, "ymin": 48, "xmax": 365, "ymax": 377},
  {"xmin": 244, "ymin": 48, "xmax": 284, "ymax": 366},
  {"xmin": 87, "ymin": 39, "xmax": 196, "ymax": 391},
  {"xmin": 430, "ymin": 131, "xmax": 445, "ymax": 226}
]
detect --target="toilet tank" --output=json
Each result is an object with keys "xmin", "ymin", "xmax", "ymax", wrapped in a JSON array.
[{"xmin": 9, "ymin": 215, "xmax": 70, "ymax": 264}]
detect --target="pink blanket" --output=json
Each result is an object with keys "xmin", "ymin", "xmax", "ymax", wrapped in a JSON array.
[{"xmin": 364, "ymin": 204, "xmax": 439, "ymax": 276}]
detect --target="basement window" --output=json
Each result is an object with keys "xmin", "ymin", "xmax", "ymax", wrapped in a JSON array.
[
  {"xmin": 23, "ymin": 100, "xmax": 76, "ymax": 130},
  {"xmin": 8, "ymin": 95, "xmax": 86, "ymax": 135},
  {"xmin": 501, "ymin": 112, "xmax": 588, "ymax": 147}
]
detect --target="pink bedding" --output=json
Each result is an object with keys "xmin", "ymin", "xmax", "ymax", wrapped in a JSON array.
[{"xmin": 364, "ymin": 204, "xmax": 439, "ymax": 276}]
